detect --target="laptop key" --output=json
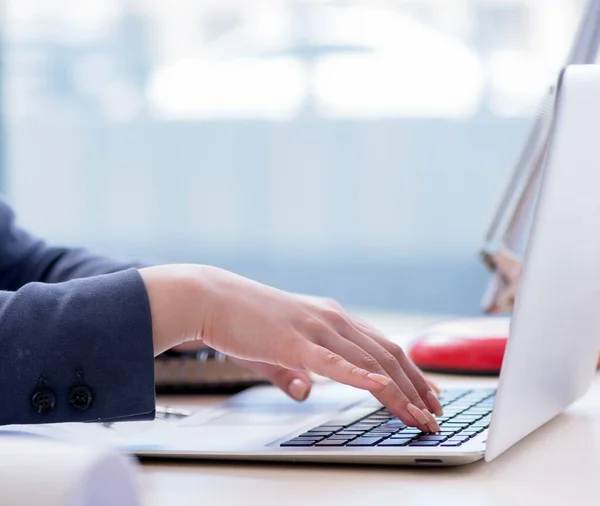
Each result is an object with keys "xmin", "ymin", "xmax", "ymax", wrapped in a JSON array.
[
  {"xmin": 315, "ymin": 439, "xmax": 350, "ymax": 446},
  {"xmin": 381, "ymin": 425, "xmax": 405, "ymax": 430},
  {"xmin": 328, "ymin": 434, "xmax": 357, "ymax": 440},
  {"xmin": 415, "ymin": 435, "xmax": 448, "ymax": 442},
  {"xmin": 440, "ymin": 436, "xmax": 471, "ymax": 446},
  {"xmin": 408, "ymin": 441, "xmax": 441, "ymax": 447},
  {"xmin": 377, "ymin": 439, "xmax": 411, "ymax": 447},
  {"xmin": 323, "ymin": 409, "xmax": 380, "ymax": 427},
  {"xmin": 281, "ymin": 439, "xmax": 317, "ymax": 447},
  {"xmin": 295, "ymin": 436, "xmax": 325, "ymax": 442},
  {"xmin": 457, "ymin": 429, "xmax": 483, "ymax": 436},
  {"xmin": 346, "ymin": 437, "xmax": 385, "ymax": 446},
  {"xmin": 347, "ymin": 424, "xmax": 379, "ymax": 431},
  {"xmin": 299, "ymin": 432, "xmax": 330, "ymax": 438},
  {"xmin": 441, "ymin": 423, "xmax": 469, "ymax": 429},
  {"xmin": 454, "ymin": 433, "xmax": 477, "ymax": 441}
]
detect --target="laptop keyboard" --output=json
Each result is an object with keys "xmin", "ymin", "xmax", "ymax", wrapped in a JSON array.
[{"xmin": 280, "ymin": 388, "xmax": 495, "ymax": 448}]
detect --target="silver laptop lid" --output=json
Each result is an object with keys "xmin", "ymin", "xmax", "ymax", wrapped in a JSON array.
[{"xmin": 485, "ymin": 64, "xmax": 600, "ymax": 462}]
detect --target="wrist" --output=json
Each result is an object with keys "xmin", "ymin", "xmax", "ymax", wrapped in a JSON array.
[{"xmin": 138, "ymin": 264, "xmax": 206, "ymax": 355}]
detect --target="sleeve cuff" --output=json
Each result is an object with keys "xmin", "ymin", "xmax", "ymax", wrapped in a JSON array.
[{"xmin": 0, "ymin": 268, "xmax": 156, "ymax": 425}]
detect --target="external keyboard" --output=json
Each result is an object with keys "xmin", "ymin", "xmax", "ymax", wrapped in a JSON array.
[{"xmin": 280, "ymin": 388, "xmax": 495, "ymax": 448}]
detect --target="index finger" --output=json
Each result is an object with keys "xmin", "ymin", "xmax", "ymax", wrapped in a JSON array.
[{"xmin": 299, "ymin": 342, "xmax": 392, "ymax": 392}]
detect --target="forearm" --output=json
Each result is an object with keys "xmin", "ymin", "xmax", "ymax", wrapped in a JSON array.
[{"xmin": 0, "ymin": 269, "xmax": 155, "ymax": 425}]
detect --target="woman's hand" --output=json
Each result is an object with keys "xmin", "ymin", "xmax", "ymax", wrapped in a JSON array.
[
  {"xmin": 139, "ymin": 264, "xmax": 442, "ymax": 432},
  {"xmin": 231, "ymin": 294, "xmax": 441, "ymax": 407},
  {"xmin": 172, "ymin": 294, "xmax": 352, "ymax": 404}
]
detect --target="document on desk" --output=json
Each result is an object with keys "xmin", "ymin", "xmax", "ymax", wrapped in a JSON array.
[{"xmin": 0, "ymin": 435, "xmax": 141, "ymax": 506}]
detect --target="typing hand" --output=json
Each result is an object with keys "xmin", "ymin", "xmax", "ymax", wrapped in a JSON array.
[
  {"xmin": 140, "ymin": 265, "xmax": 442, "ymax": 432},
  {"xmin": 233, "ymin": 294, "xmax": 441, "ymax": 410},
  {"xmin": 174, "ymin": 294, "xmax": 389, "ymax": 404}
]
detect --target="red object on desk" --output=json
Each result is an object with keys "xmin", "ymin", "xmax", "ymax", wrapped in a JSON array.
[
  {"xmin": 408, "ymin": 317, "xmax": 600, "ymax": 375},
  {"xmin": 408, "ymin": 318, "xmax": 510, "ymax": 375}
]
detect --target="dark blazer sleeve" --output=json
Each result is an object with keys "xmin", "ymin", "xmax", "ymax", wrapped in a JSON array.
[
  {"xmin": 0, "ymin": 199, "xmax": 143, "ymax": 289},
  {"xmin": 0, "ymin": 200, "xmax": 156, "ymax": 425}
]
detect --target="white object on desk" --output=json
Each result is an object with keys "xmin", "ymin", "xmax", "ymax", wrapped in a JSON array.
[{"xmin": 0, "ymin": 435, "xmax": 141, "ymax": 506}]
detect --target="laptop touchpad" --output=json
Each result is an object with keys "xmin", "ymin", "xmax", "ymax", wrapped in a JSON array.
[{"xmin": 181, "ymin": 382, "xmax": 371, "ymax": 427}]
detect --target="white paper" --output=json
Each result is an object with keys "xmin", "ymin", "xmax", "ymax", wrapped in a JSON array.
[{"xmin": 0, "ymin": 435, "xmax": 141, "ymax": 506}]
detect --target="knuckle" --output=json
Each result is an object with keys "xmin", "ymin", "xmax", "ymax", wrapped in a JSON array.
[
  {"xmin": 382, "ymin": 339, "xmax": 405, "ymax": 363},
  {"xmin": 350, "ymin": 364, "xmax": 370, "ymax": 379},
  {"xmin": 321, "ymin": 308, "xmax": 347, "ymax": 329},
  {"xmin": 301, "ymin": 315, "xmax": 325, "ymax": 337},
  {"xmin": 324, "ymin": 298, "xmax": 344, "ymax": 310},
  {"xmin": 322, "ymin": 350, "xmax": 344, "ymax": 368},
  {"xmin": 395, "ymin": 347, "xmax": 408, "ymax": 360},
  {"xmin": 354, "ymin": 319, "xmax": 383, "ymax": 336},
  {"xmin": 359, "ymin": 353, "xmax": 380, "ymax": 372},
  {"xmin": 379, "ymin": 350, "xmax": 400, "ymax": 371},
  {"xmin": 270, "ymin": 367, "xmax": 289, "ymax": 384},
  {"xmin": 386, "ymin": 341, "xmax": 406, "ymax": 359}
]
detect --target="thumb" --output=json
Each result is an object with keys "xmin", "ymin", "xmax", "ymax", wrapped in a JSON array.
[{"xmin": 231, "ymin": 358, "xmax": 312, "ymax": 402}]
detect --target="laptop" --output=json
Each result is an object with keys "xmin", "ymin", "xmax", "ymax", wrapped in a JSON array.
[{"xmin": 114, "ymin": 64, "xmax": 600, "ymax": 466}]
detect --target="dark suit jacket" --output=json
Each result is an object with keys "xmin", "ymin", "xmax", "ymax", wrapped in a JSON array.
[{"xmin": 0, "ymin": 199, "xmax": 155, "ymax": 425}]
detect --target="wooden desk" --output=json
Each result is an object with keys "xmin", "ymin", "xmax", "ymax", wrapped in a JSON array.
[{"xmin": 140, "ymin": 313, "xmax": 600, "ymax": 506}]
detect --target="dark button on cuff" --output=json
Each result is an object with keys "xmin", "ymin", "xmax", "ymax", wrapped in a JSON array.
[
  {"xmin": 32, "ymin": 390, "xmax": 56, "ymax": 414},
  {"xmin": 68, "ymin": 386, "xmax": 92, "ymax": 411}
]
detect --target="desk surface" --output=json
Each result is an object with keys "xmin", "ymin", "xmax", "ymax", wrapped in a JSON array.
[{"xmin": 140, "ymin": 312, "xmax": 600, "ymax": 506}]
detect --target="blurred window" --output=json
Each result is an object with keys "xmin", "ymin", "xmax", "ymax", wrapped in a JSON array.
[{"xmin": 1, "ymin": 0, "xmax": 588, "ymax": 314}]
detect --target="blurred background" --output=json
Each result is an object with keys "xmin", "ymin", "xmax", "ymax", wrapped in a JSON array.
[{"xmin": 1, "ymin": 0, "xmax": 589, "ymax": 315}]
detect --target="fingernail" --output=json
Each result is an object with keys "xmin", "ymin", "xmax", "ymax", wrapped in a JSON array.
[
  {"xmin": 288, "ymin": 379, "xmax": 310, "ymax": 401},
  {"xmin": 423, "ymin": 409, "xmax": 440, "ymax": 433},
  {"xmin": 367, "ymin": 373, "xmax": 391, "ymax": 388},
  {"xmin": 407, "ymin": 403, "xmax": 430, "ymax": 426},
  {"xmin": 427, "ymin": 391, "xmax": 444, "ymax": 417}
]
